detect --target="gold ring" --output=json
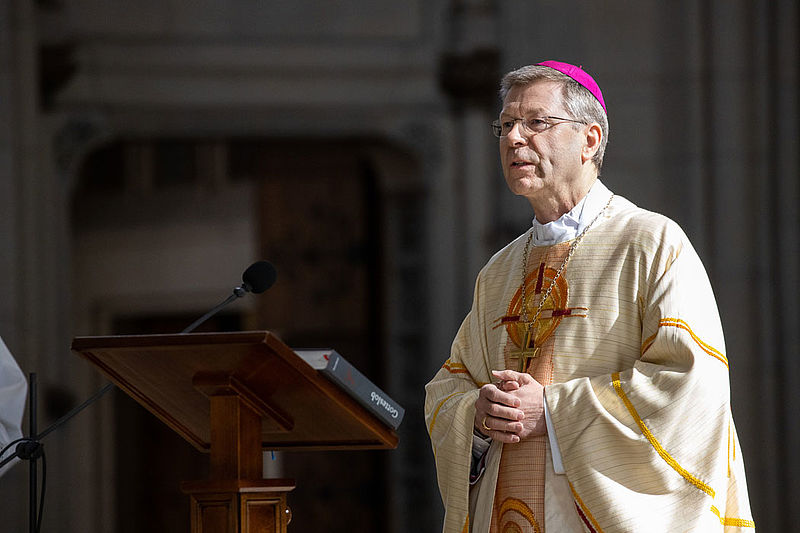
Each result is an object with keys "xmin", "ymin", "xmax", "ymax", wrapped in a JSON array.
[{"xmin": 481, "ymin": 416, "xmax": 491, "ymax": 432}]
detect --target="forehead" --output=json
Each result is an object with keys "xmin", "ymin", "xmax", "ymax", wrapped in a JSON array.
[{"xmin": 500, "ymin": 80, "xmax": 565, "ymax": 116}]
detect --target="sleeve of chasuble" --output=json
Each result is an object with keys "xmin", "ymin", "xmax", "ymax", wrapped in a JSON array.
[
  {"xmin": 544, "ymin": 218, "xmax": 754, "ymax": 532},
  {"xmin": 425, "ymin": 272, "xmax": 495, "ymax": 533}
]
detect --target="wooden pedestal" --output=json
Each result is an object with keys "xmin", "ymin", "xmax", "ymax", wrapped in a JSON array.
[
  {"xmin": 183, "ymin": 373, "xmax": 294, "ymax": 532},
  {"xmin": 182, "ymin": 479, "xmax": 295, "ymax": 533}
]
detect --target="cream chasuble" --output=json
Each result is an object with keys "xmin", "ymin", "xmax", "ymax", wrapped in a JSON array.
[{"xmin": 425, "ymin": 192, "xmax": 754, "ymax": 532}]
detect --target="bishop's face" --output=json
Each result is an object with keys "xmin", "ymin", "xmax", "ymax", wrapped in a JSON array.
[{"xmin": 499, "ymin": 80, "xmax": 594, "ymax": 215}]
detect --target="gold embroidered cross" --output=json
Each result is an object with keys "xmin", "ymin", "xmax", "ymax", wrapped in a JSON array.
[{"xmin": 512, "ymin": 326, "xmax": 541, "ymax": 373}]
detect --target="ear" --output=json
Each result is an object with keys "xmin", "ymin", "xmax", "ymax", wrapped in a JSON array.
[{"xmin": 581, "ymin": 123, "xmax": 602, "ymax": 164}]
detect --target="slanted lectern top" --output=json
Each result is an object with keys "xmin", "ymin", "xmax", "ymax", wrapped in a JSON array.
[{"xmin": 72, "ymin": 331, "xmax": 398, "ymax": 533}]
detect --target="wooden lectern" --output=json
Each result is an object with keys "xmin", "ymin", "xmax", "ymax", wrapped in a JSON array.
[{"xmin": 71, "ymin": 331, "xmax": 398, "ymax": 533}]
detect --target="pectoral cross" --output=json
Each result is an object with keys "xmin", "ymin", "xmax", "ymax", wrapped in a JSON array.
[{"xmin": 513, "ymin": 325, "xmax": 541, "ymax": 373}]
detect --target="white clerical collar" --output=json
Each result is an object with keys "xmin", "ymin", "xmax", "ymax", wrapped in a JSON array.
[{"xmin": 531, "ymin": 179, "xmax": 612, "ymax": 246}]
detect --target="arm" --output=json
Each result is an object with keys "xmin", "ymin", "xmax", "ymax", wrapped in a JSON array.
[
  {"xmin": 424, "ymin": 332, "xmax": 484, "ymax": 532},
  {"xmin": 544, "ymin": 224, "xmax": 749, "ymax": 528},
  {"xmin": 424, "ymin": 272, "xmax": 497, "ymax": 532}
]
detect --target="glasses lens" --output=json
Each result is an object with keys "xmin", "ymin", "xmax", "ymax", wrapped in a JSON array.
[
  {"xmin": 492, "ymin": 117, "xmax": 552, "ymax": 137},
  {"xmin": 525, "ymin": 118, "xmax": 549, "ymax": 133},
  {"xmin": 491, "ymin": 121, "xmax": 502, "ymax": 137}
]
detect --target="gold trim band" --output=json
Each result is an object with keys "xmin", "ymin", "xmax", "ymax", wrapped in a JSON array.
[
  {"xmin": 611, "ymin": 372, "xmax": 715, "ymax": 497},
  {"xmin": 710, "ymin": 505, "xmax": 755, "ymax": 528}
]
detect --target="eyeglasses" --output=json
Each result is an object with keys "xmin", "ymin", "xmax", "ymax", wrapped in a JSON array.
[{"xmin": 491, "ymin": 116, "xmax": 586, "ymax": 138}]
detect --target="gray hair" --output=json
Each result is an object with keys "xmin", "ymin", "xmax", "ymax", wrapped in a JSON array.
[{"xmin": 500, "ymin": 65, "xmax": 609, "ymax": 170}]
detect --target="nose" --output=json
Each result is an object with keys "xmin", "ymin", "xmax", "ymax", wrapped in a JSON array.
[{"xmin": 505, "ymin": 121, "xmax": 528, "ymax": 146}]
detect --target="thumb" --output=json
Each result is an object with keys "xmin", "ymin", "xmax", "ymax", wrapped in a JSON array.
[{"xmin": 498, "ymin": 380, "xmax": 521, "ymax": 392}]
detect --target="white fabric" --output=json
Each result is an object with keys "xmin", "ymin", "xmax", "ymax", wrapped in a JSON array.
[
  {"xmin": 545, "ymin": 443, "xmax": 585, "ymax": 532},
  {"xmin": 0, "ymin": 337, "xmax": 27, "ymax": 477},
  {"xmin": 542, "ymin": 398, "xmax": 565, "ymax": 475}
]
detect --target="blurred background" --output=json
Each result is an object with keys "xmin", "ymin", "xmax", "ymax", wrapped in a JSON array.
[{"xmin": 0, "ymin": 0, "xmax": 797, "ymax": 531}]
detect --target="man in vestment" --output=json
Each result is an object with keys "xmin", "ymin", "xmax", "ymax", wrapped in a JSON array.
[{"xmin": 424, "ymin": 61, "xmax": 754, "ymax": 532}]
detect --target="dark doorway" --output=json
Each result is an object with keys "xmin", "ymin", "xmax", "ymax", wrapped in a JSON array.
[{"xmin": 252, "ymin": 141, "xmax": 389, "ymax": 533}]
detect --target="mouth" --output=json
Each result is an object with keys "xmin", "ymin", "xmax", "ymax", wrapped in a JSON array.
[{"xmin": 511, "ymin": 160, "xmax": 535, "ymax": 168}]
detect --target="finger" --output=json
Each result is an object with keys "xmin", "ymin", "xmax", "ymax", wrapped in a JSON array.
[
  {"xmin": 477, "ymin": 383, "xmax": 501, "ymax": 403},
  {"xmin": 491, "ymin": 432, "xmax": 521, "ymax": 444},
  {"xmin": 487, "ymin": 429, "xmax": 522, "ymax": 443},
  {"xmin": 492, "ymin": 369, "xmax": 535, "ymax": 384},
  {"xmin": 483, "ymin": 416, "xmax": 524, "ymax": 438},
  {"xmin": 485, "ymin": 403, "xmax": 524, "ymax": 422},
  {"xmin": 492, "ymin": 369, "xmax": 523, "ymax": 380},
  {"xmin": 475, "ymin": 385, "xmax": 502, "ymax": 417},
  {"xmin": 482, "ymin": 386, "xmax": 521, "ymax": 408},
  {"xmin": 474, "ymin": 415, "xmax": 490, "ymax": 437}
]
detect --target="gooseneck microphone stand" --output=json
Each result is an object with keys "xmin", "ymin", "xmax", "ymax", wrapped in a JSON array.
[
  {"xmin": 0, "ymin": 374, "xmax": 117, "ymax": 533},
  {"xmin": 0, "ymin": 260, "xmax": 276, "ymax": 533}
]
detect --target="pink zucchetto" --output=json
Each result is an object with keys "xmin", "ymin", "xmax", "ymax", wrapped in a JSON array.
[{"xmin": 536, "ymin": 60, "xmax": 606, "ymax": 114}]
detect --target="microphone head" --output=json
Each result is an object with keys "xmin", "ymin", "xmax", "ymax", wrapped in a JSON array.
[{"xmin": 242, "ymin": 261, "xmax": 277, "ymax": 294}]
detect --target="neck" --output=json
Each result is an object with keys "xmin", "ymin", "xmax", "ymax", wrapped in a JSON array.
[{"xmin": 529, "ymin": 175, "xmax": 598, "ymax": 224}]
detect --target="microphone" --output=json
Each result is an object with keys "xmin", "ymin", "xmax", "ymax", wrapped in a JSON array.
[
  {"xmin": 235, "ymin": 260, "xmax": 277, "ymax": 296},
  {"xmin": 182, "ymin": 261, "xmax": 277, "ymax": 333}
]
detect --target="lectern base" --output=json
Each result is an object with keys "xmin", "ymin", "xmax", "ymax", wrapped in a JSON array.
[{"xmin": 181, "ymin": 479, "xmax": 295, "ymax": 533}]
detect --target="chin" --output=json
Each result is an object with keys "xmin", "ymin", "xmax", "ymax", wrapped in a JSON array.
[{"xmin": 506, "ymin": 175, "xmax": 543, "ymax": 195}]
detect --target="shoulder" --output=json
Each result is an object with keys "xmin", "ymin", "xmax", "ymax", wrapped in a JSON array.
[
  {"xmin": 597, "ymin": 195, "xmax": 707, "ymax": 289},
  {"xmin": 603, "ymin": 195, "xmax": 690, "ymax": 250}
]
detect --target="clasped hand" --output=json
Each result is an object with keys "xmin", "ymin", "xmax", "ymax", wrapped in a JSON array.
[{"xmin": 474, "ymin": 369, "xmax": 546, "ymax": 443}]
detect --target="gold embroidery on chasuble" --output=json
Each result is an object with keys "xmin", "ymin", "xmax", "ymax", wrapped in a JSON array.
[{"xmin": 489, "ymin": 244, "xmax": 587, "ymax": 533}]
